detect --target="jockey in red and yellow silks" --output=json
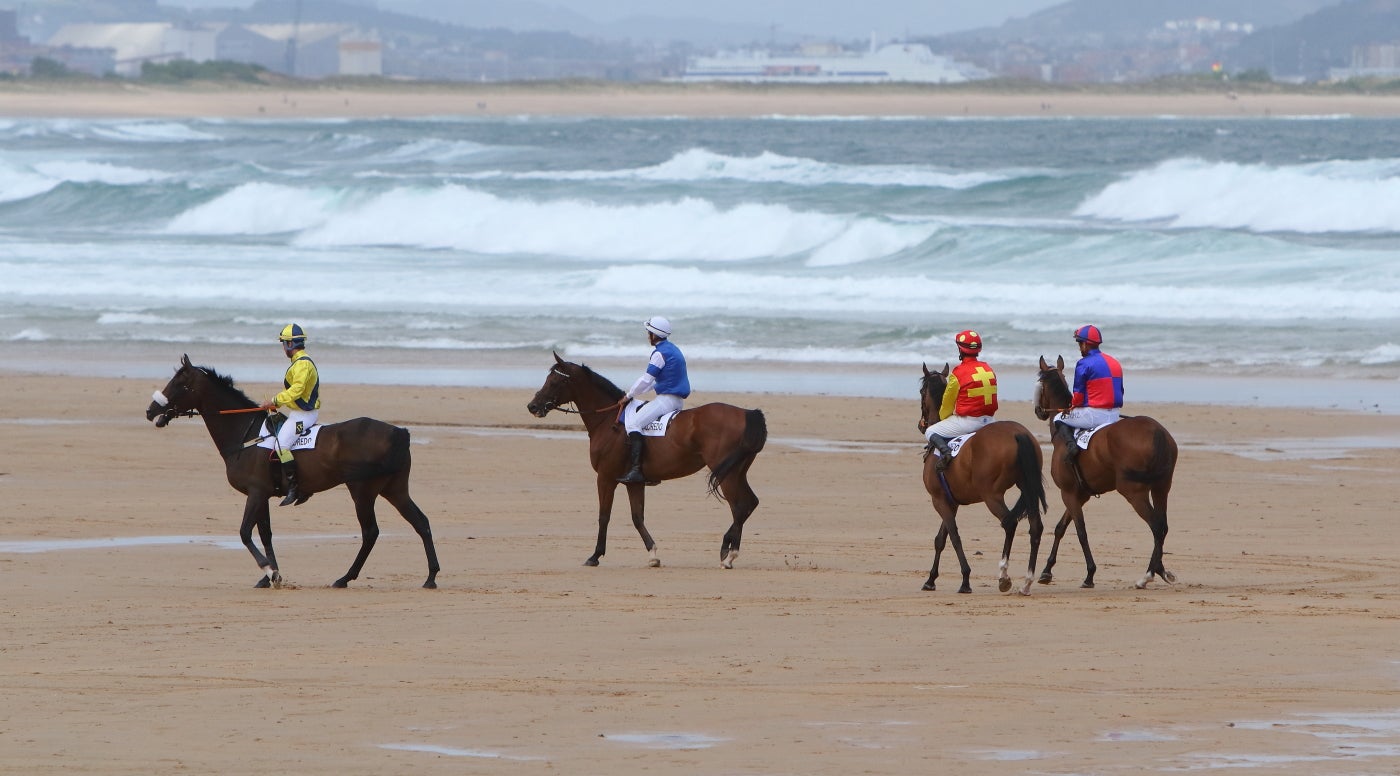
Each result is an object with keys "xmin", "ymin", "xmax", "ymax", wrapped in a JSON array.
[{"xmin": 924, "ymin": 329, "xmax": 999, "ymax": 471}]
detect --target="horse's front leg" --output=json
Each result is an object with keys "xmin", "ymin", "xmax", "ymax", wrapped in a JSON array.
[
  {"xmin": 587, "ymin": 477, "xmax": 617, "ymax": 566},
  {"xmin": 923, "ymin": 523, "xmax": 948, "ymax": 591},
  {"xmin": 625, "ymin": 482, "xmax": 659, "ymax": 568},
  {"xmin": 925, "ymin": 498, "xmax": 971, "ymax": 593},
  {"xmin": 239, "ymin": 495, "xmax": 280, "ymax": 588}
]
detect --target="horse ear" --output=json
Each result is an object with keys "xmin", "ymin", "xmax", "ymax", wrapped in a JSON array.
[
  {"xmin": 922, "ymin": 362, "xmax": 930, "ymax": 377},
  {"xmin": 1056, "ymin": 355, "xmax": 1065, "ymax": 370},
  {"xmin": 940, "ymin": 363, "xmax": 950, "ymax": 378},
  {"xmin": 181, "ymin": 353, "xmax": 192, "ymax": 368},
  {"xmin": 1038, "ymin": 355, "xmax": 1049, "ymax": 370},
  {"xmin": 553, "ymin": 351, "xmax": 565, "ymax": 365}
]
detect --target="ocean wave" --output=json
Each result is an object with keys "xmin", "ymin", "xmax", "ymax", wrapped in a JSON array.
[
  {"xmin": 33, "ymin": 160, "xmax": 174, "ymax": 186},
  {"xmin": 456, "ymin": 148, "xmax": 1014, "ymax": 189},
  {"xmin": 1077, "ymin": 157, "xmax": 1400, "ymax": 234},
  {"xmin": 164, "ymin": 182, "xmax": 341, "ymax": 235},
  {"xmin": 289, "ymin": 185, "xmax": 933, "ymax": 263}
]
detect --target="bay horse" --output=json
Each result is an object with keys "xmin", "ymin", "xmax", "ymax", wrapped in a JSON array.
[
  {"xmin": 145, "ymin": 355, "xmax": 440, "ymax": 589},
  {"xmin": 1033, "ymin": 355, "xmax": 1177, "ymax": 589},
  {"xmin": 917, "ymin": 363, "xmax": 1046, "ymax": 595},
  {"xmin": 526, "ymin": 353, "xmax": 766, "ymax": 569}
]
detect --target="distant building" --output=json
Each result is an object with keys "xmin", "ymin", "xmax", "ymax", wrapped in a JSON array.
[
  {"xmin": 1329, "ymin": 42, "xmax": 1400, "ymax": 80},
  {"xmin": 245, "ymin": 23, "xmax": 380, "ymax": 78},
  {"xmin": 682, "ymin": 43, "xmax": 989, "ymax": 84},
  {"xmin": 47, "ymin": 23, "xmax": 215, "ymax": 76}
]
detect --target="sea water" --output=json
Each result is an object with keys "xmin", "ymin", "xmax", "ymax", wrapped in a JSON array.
[{"xmin": 3, "ymin": 114, "xmax": 1399, "ymax": 400}]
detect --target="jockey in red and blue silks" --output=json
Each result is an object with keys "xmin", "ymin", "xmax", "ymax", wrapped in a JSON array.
[{"xmin": 1056, "ymin": 324, "xmax": 1122, "ymax": 433}]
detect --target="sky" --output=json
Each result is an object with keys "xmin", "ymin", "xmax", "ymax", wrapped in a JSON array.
[{"xmin": 158, "ymin": 0, "xmax": 1069, "ymax": 38}]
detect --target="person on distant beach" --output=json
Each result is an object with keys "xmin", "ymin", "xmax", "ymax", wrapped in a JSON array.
[
  {"xmin": 923, "ymin": 329, "xmax": 999, "ymax": 471},
  {"xmin": 259, "ymin": 323, "xmax": 320, "ymax": 506},
  {"xmin": 1053, "ymin": 324, "xmax": 1123, "ymax": 469},
  {"xmin": 608, "ymin": 316, "xmax": 690, "ymax": 485}
]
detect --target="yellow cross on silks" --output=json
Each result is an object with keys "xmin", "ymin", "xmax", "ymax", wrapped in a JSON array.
[{"xmin": 966, "ymin": 366, "xmax": 997, "ymax": 405}]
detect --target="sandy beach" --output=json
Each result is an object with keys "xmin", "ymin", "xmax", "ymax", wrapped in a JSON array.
[
  {"xmin": 5, "ymin": 81, "xmax": 1400, "ymax": 119},
  {"xmin": 4, "ymin": 351, "xmax": 1400, "ymax": 773}
]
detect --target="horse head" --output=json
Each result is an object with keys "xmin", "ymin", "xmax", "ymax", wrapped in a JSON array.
[
  {"xmin": 918, "ymin": 362, "xmax": 950, "ymax": 433},
  {"xmin": 147, "ymin": 354, "xmax": 202, "ymax": 427},
  {"xmin": 1033, "ymin": 355, "xmax": 1070, "ymax": 421},
  {"xmin": 527, "ymin": 352, "xmax": 578, "ymax": 418}
]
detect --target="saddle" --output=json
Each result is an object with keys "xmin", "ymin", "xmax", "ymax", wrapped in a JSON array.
[
  {"xmin": 620, "ymin": 400, "xmax": 679, "ymax": 437},
  {"xmin": 256, "ymin": 416, "xmax": 323, "ymax": 452},
  {"xmin": 1068, "ymin": 418, "xmax": 1119, "ymax": 450},
  {"xmin": 923, "ymin": 431, "xmax": 975, "ymax": 463}
]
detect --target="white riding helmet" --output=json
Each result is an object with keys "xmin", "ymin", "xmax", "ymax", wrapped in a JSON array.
[{"xmin": 644, "ymin": 316, "xmax": 672, "ymax": 339}]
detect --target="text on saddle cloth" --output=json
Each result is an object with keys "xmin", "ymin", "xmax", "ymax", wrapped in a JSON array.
[
  {"xmin": 255, "ymin": 420, "xmax": 323, "ymax": 451},
  {"xmin": 621, "ymin": 399, "xmax": 679, "ymax": 437}
]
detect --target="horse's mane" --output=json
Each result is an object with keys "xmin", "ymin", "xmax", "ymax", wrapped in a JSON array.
[
  {"xmin": 191, "ymin": 362, "xmax": 258, "ymax": 407},
  {"xmin": 1038, "ymin": 363, "xmax": 1074, "ymax": 405},
  {"xmin": 920, "ymin": 371, "xmax": 944, "ymax": 397},
  {"xmin": 576, "ymin": 363, "xmax": 625, "ymax": 402}
]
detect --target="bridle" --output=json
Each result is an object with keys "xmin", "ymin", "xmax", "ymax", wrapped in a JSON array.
[
  {"xmin": 539, "ymin": 367, "xmax": 581, "ymax": 414},
  {"xmin": 1033, "ymin": 369, "xmax": 1072, "ymax": 420}
]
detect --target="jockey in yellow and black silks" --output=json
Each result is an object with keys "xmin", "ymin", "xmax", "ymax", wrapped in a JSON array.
[
  {"xmin": 259, "ymin": 323, "xmax": 320, "ymax": 506},
  {"xmin": 923, "ymin": 329, "xmax": 999, "ymax": 471}
]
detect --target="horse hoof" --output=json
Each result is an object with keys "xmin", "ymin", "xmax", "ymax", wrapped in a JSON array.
[
  {"xmin": 1037, "ymin": 573, "xmax": 1053, "ymax": 585},
  {"xmin": 1164, "ymin": 570, "xmax": 1178, "ymax": 584},
  {"xmin": 921, "ymin": 582, "xmax": 936, "ymax": 591},
  {"xmin": 254, "ymin": 577, "xmax": 271, "ymax": 589},
  {"xmin": 332, "ymin": 579, "xmax": 349, "ymax": 588},
  {"xmin": 1080, "ymin": 581, "xmax": 1094, "ymax": 589},
  {"xmin": 583, "ymin": 558, "xmax": 600, "ymax": 567},
  {"xmin": 998, "ymin": 577, "xmax": 1012, "ymax": 593},
  {"xmin": 423, "ymin": 580, "xmax": 438, "ymax": 589},
  {"xmin": 648, "ymin": 558, "xmax": 661, "ymax": 568},
  {"xmin": 957, "ymin": 586, "xmax": 972, "ymax": 594}
]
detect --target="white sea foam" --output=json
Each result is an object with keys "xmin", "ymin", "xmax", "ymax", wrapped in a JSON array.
[
  {"xmin": 1078, "ymin": 157, "xmax": 1400, "ymax": 234},
  {"xmin": 164, "ymin": 182, "xmax": 338, "ymax": 235},
  {"xmin": 32, "ymin": 160, "xmax": 173, "ymax": 186},
  {"xmin": 89, "ymin": 121, "xmax": 220, "ymax": 143},
  {"xmin": 462, "ymin": 148, "xmax": 1013, "ymax": 188}
]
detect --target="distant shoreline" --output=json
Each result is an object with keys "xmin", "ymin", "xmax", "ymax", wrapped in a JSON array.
[{"xmin": 5, "ymin": 81, "xmax": 1400, "ymax": 119}]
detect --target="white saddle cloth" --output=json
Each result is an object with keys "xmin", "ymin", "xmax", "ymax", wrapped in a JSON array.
[
  {"xmin": 623, "ymin": 401, "xmax": 679, "ymax": 438},
  {"xmin": 1071, "ymin": 418, "xmax": 1119, "ymax": 450},
  {"xmin": 255, "ymin": 420, "xmax": 323, "ymax": 451}
]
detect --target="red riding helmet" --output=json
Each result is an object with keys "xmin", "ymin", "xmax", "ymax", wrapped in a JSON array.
[
  {"xmin": 955, "ymin": 329, "xmax": 982, "ymax": 355},
  {"xmin": 1073, "ymin": 324, "xmax": 1103, "ymax": 346}
]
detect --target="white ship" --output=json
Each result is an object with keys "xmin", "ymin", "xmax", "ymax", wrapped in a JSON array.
[{"xmin": 681, "ymin": 42, "xmax": 989, "ymax": 84}]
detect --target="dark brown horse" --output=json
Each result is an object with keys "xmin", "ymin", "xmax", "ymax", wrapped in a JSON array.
[
  {"xmin": 1033, "ymin": 355, "xmax": 1177, "ymax": 589},
  {"xmin": 526, "ymin": 353, "xmax": 766, "ymax": 569},
  {"xmin": 917, "ymin": 363, "xmax": 1046, "ymax": 594},
  {"xmin": 145, "ymin": 355, "xmax": 440, "ymax": 589}
]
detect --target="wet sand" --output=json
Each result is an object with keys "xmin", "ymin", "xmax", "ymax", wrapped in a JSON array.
[{"xmin": 3, "ymin": 357, "xmax": 1400, "ymax": 773}]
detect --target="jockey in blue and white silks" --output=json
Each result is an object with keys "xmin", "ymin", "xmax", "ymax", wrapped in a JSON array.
[{"xmin": 614, "ymin": 316, "xmax": 690, "ymax": 485}]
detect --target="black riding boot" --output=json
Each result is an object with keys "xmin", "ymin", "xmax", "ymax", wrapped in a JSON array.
[
  {"xmin": 927, "ymin": 434, "xmax": 954, "ymax": 471},
  {"xmin": 1055, "ymin": 421, "xmax": 1079, "ymax": 470},
  {"xmin": 617, "ymin": 431, "xmax": 647, "ymax": 484},
  {"xmin": 279, "ymin": 457, "xmax": 303, "ymax": 507}
]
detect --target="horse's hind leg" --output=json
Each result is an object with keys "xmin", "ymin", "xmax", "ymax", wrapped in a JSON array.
[
  {"xmin": 382, "ymin": 474, "xmax": 440, "ymax": 589},
  {"xmin": 1126, "ymin": 485, "xmax": 1173, "ymax": 588},
  {"xmin": 624, "ymin": 482, "xmax": 660, "ymax": 568},
  {"xmin": 717, "ymin": 475, "xmax": 759, "ymax": 569},
  {"xmin": 334, "ymin": 481, "xmax": 382, "ymax": 588},
  {"xmin": 239, "ymin": 495, "xmax": 281, "ymax": 588}
]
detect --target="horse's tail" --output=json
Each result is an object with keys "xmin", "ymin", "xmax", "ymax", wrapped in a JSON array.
[
  {"xmin": 1008, "ymin": 431, "xmax": 1047, "ymax": 522},
  {"xmin": 707, "ymin": 409, "xmax": 767, "ymax": 499},
  {"xmin": 1124, "ymin": 425, "xmax": 1176, "ymax": 484},
  {"xmin": 342, "ymin": 421, "xmax": 412, "ymax": 482}
]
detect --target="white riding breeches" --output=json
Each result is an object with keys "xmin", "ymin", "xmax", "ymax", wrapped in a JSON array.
[
  {"xmin": 1056, "ymin": 406, "xmax": 1119, "ymax": 430},
  {"xmin": 625, "ymin": 394, "xmax": 683, "ymax": 434},
  {"xmin": 275, "ymin": 407, "xmax": 319, "ymax": 451},
  {"xmin": 925, "ymin": 414, "xmax": 994, "ymax": 441}
]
